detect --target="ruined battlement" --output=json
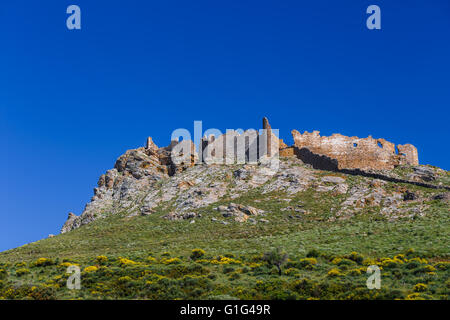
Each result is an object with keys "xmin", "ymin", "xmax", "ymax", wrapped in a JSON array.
[
  {"xmin": 196, "ymin": 118, "xmax": 418, "ymax": 171},
  {"xmin": 288, "ymin": 129, "xmax": 418, "ymax": 171},
  {"xmin": 141, "ymin": 117, "xmax": 419, "ymax": 174}
]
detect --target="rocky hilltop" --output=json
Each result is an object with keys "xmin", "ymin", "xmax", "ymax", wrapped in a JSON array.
[{"xmin": 61, "ymin": 118, "xmax": 449, "ymax": 233}]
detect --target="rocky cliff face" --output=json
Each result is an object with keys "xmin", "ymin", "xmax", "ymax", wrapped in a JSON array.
[{"xmin": 61, "ymin": 119, "xmax": 448, "ymax": 233}]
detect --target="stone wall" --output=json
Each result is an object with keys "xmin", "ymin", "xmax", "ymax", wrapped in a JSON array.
[{"xmin": 290, "ymin": 130, "xmax": 418, "ymax": 171}]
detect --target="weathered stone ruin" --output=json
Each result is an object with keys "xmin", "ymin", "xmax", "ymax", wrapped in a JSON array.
[
  {"xmin": 95, "ymin": 117, "xmax": 420, "ymax": 187},
  {"xmin": 284, "ymin": 130, "xmax": 418, "ymax": 171},
  {"xmin": 116, "ymin": 117, "xmax": 419, "ymax": 173},
  {"xmin": 197, "ymin": 117, "xmax": 418, "ymax": 171}
]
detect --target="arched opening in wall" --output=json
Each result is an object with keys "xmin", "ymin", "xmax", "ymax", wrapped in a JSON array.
[
  {"xmin": 395, "ymin": 146, "xmax": 399, "ymax": 155},
  {"xmin": 377, "ymin": 142, "xmax": 383, "ymax": 148},
  {"xmin": 353, "ymin": 143, "xmax": 358, "ymax": 147}
]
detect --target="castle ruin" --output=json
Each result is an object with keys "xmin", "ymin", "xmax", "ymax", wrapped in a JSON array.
[
  {"xmin": 140, "ymin": 117, "xmax": 418, "ymax": 175},
  {"xmin": 279, "ymin": 129, "xmax": 418, "ymax": 171}
]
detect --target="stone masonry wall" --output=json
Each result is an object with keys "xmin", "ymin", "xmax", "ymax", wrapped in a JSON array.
[{"xmin": 290, "ymin": 130, "xmax": 419, "ymax": 171}]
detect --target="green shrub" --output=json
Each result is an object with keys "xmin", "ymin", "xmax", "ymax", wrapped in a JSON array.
[
  {"xmin": 334, "ymin": 258, "xmax": 356, "ymax": 269},
  {"xmin": 345, "ymin": 252, "xmax": 364, "ymax": 264},
  {"xmin": 222, "ymin": 266, "xmax": 235, "ymax": 274},
  {"xmin": 406, "ymin": 261, "xmax": 420, "ymax": 269},
  {"xmin": 290, "ymin": 278, "xmax": 316, "ymax": 295},
  {"xmin": 263, "ymin": 248, "xmax": 288, "ymax": 275},
  {"xmin": 284, "ymin": 268, "xmax": 300, "ymax": 276},
  {"xmin": 29, "ymin": 285, "xmax": 57, "ymax": 300},
  {"xmin": 228, "ymin": 272, "xmax": 241, "ymax": 280},
  {"xmin": 306, "ymin": 249, "xmax": 321, "ymax": 258}
]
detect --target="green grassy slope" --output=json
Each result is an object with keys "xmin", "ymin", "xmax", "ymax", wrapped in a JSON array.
[{"xmin": 0, "ymin": 170, "xmax": 449, "ymax": 300}]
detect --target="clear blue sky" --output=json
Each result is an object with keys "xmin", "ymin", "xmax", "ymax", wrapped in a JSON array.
[{"xmin": 1, "ymin": 1, "xmax": 449, "ymax": 252}]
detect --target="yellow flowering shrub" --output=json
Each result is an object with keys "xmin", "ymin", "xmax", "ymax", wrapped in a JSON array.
[
  {"xmin": 84, "ymin": 266, "xmax": 99, "ymax": 273},
  {"xmin": 380, "ymin": 257, "xmax": 404, "ymax": 268},
  {"xmin": 190, "ymin": 249, "xmax": 206, "ymax": 260},
  {"xmin": 194, "ymin": 259, "xmax": 210, "ymax": 264},
  {"xmin": 161, "ymin": 257, "xmax": 181, "ymax": 265},
  {"xmin": 146, "ymin": 256, "xmax": 157, "ymax": 263},
  {"xmin": 349, "ymin": 268, "xmax": 362, "ymax": 276},
  {"xmin": 33, "ymin": 258, "xmax": 54, "ymax": 267},
  {"xmin": 301, "ymin": 258, "xmax": 317, "ymax": 265},
  {"xmin": 327, "ymin": 268, "xmax": 343, "ymax": 277},
  {"xmin": 405, "ymin": 293, "xmax": 425, "ymax": 300},
  {"xmin": 394, "ymin": 254, "xmax": 405, "ymax": 261},
  {"xmin": 15, "ymin": 262, "xmax": 26, "ymax": 267},
  {"xmin": 363, "ymin": 258, "xmax": 380, "ymax": 266},
  {"xmin": 299, "ymin": 257, "xmax": 317, "ymax": 270},
  {"xmin": 434, "ymin": 261, "xmax": 449, "ymax": 271},
  {"xmin": 422, "ymin": 265, "xmax": 436, "ymax": 273},
  {"xmin": 414, "ymin": 283, "xmax": 427, "ymax": 292},
  {"xmin": 96, "ymin": 255, "xmax": 108, "ymax": 264},
  {"xmin": 117, "ymin": 276, "xmax": 132, "ymax": 283},
  {"xmin": 118, "ymin": 258, "xmax": 137, "ymax": 266},
  {"xmin": 59, "ymin": 262, "xmax": 79, "ymax": 268},
  {"xmin": 246, "ymin": 262, "xmax": 262, "ymax": 268},
  {"xmin": 332, "ymin": 257, "xmax": 342, "ymax": 265},
  {"xmin": 210, "ymin": 256, "xmax": 241, "ymax": 265},
  {"xmin": 16, "ymin": 268, "xmax": 30, "ymax": 276},
  {"xmin": 345, "ymin": 252, "xmax": 364, "ymax": 264},
  {"xmin": 408, "ymin": 257, "xmax": 428, "ymax": 264}
]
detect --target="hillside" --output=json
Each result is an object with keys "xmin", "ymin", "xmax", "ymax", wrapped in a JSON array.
[
  {"xmin": 1, "ymin": 117, "xmax": 449, "ymax": 300},
  {"xmin": 0, "ymin": 153, "xmax": 449, "ymax": 299}
]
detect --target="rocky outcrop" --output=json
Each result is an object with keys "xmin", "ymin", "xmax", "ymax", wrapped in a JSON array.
[
  {"xmin": 61, "ymin": 212, "xmax": 79, "ymax": 234},
  {"xmin": 61, "ymin": 137, "xmax": 198, "ymax": 233},
  {"xmin": 61, "ymin": 117, "xmax": 448, "ymax": 234},
  {"xmin": 215, "ymin": 203, "xmax": 264, "ymax": 223}
]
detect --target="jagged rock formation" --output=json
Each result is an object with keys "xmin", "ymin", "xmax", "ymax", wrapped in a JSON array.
[{"xmin": 61, "ymin": 118, "xmax": 447, "ymax": 234}]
